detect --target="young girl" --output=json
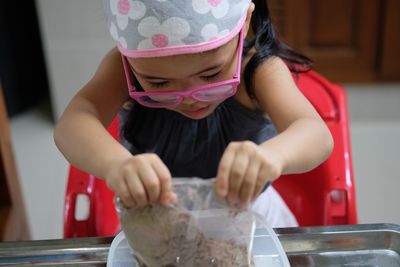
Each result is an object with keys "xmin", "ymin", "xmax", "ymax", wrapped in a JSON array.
[{"xmin": 54, "ymin": 0, "xmax": 333, "ymax": 227}]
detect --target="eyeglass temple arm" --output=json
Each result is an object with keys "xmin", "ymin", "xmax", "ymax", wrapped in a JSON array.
[{"xmin": 234, "ymin": 28, "xmax": 245, "ymax": 80}]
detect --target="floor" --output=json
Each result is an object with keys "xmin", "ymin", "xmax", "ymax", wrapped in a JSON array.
[{"xmin": 9, "ymin": 84, "xmax": 400, "ymax": 240}]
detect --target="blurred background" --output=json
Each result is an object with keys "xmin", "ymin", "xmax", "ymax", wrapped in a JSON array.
[{"xmin": 1, "ymin": 0, "xmax": 399, "ymax": 240}]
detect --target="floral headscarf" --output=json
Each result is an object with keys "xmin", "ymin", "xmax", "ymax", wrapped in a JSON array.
[{"xmin": 105, "ymin": 0, "xmax": 251, "ymax": 57}]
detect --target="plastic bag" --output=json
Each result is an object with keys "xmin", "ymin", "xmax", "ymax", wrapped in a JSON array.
[{"xmin": 116, "ymin": 178, "xmax": 256, "ymax": 267}]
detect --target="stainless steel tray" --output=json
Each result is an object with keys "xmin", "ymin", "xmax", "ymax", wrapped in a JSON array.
[
  {"xmin": 0, "ymin": 223, "xmax": 399, "ymax": 266},
  {"xmin": 276, "ymin": 223, "xmax": 400, "ymax": 266}
]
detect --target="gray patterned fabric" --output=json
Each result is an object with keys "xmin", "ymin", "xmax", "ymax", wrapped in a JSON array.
[{"xmin": 104, "ymin": 0, "xmax": 251, "ymax": 57}]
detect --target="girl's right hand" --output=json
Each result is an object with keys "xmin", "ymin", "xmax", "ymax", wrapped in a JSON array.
[{"xmin": 105, "ymin": 153, "xmax": 177, "ymax": 208}]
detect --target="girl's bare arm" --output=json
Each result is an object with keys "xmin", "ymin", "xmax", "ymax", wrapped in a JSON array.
[
  {"xmin": 254, "ymin": 57, "xmax": 333, "ymax": 174},
  {"xmin": 54, "ymin": 48, "xmax": 132, "ymax": 179}
]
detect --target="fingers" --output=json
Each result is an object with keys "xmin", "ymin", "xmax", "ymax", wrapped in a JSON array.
[
  {"xmin": 136, "ymin": 162, "xmax": 160, "ymax": 204},
  {"xmin": 216, "ymin": 144, "xmax": 236, "ymax": 197},
  {"xmin": 227, "ymin": 150, "xmax": 249, "ymax": 204},
  {"xmin": 115, "ymin": 181, "xmax": 136, "ymax": 208},
  {"xmin": 218, "ymin": 141, "xmax": 256, "ymax": 206},
  {"xmin": 239, "ymin": 160, "xmax": 261, "ymax": 205},
  {"xmin": 217, "ymin": 141, "xmax": 282, "ymax": 207},
  {"xmin": 107, "ymin": 154, "xmax": 174, "ymax": 208},
  {"xmin": 150, "ymin": 155, "xmax": 176, "ymax": 205}
]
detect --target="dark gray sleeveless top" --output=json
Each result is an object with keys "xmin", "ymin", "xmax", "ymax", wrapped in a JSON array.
[{"xmin": 119, "ymin": 97, "xmax": 277, "ymax": 178}]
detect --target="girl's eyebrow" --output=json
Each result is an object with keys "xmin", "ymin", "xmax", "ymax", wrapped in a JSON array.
[{"xmin": 132, "ymin": 63, "xmax": 224, "ymax": 80}]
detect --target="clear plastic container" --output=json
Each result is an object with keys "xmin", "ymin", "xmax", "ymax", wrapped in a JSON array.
[{"xmin": 107, "ymin": 212, "xmax": 290, "ymax": 267}]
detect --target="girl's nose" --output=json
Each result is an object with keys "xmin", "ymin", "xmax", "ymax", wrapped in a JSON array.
[
  {"xmin": 181, "ymin": 78, "xmax": 198, "ymax": 90},
  {"xmin": 181, "ymin": 96, "xmax": 197, "ymax": 105}
]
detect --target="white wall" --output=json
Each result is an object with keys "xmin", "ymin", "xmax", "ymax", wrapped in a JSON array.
[
  {"xmin": 36, "ymin": 0, "xmax": 114, "ymax": 119},
  {"xmin": 346, "ymin": 85, "xmax": 400, "ymax": 224}
]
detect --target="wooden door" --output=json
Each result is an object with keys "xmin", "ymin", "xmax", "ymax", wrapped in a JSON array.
[
  {"xmin": 380, "ymin": 0, "xmax": 400, "ymax": 79},
  {"xmin": 0, "ymin": 84, "xmax": 30, "ymax": 241},
  {"xmin": 269, "ymin": 0, "xmax": 400, "ymax": 82}
]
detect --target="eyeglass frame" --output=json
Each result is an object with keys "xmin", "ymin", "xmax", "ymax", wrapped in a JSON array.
[{"xmin": 121, "ymin": 27, "xmax": 245, "ymax": 108}]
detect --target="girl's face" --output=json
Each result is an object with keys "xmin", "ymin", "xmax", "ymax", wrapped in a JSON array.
[{"xmin": 127, "ymin": 36, "xmax": 239, "ymax": 119}]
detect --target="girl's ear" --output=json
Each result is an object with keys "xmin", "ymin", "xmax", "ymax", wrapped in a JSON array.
[{"xmin": 244, "ymin": 3, "xmax": 255, "ymax": 39}]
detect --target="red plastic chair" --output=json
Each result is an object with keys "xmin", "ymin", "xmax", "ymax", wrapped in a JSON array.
[{"xmin": 63, "ymin": 70, "xmax": 357, "ymax": 238}]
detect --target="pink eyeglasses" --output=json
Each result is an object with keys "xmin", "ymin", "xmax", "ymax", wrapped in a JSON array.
[{"xmin": 121, "ymin": 28, "xmax": 245, "ymax": 108}]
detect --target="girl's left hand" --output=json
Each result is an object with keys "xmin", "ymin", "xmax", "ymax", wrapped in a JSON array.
[{"xmin": 216, "ymin": 141, "xmax": 283, "ymax": 207}]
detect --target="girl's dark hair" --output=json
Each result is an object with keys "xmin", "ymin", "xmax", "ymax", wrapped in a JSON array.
[{"xmin": 244, "ymin": 0, "xmax": 312, "ymax": 100}]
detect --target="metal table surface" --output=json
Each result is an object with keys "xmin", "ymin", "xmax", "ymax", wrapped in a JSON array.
[{"xmin": 0, "ymin": 223, "xmax": 399, "ymax": 266}]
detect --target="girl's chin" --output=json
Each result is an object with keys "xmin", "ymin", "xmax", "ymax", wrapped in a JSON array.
[{"xmin": 177, "ymin": 105, "xmax": 214, "ymax": 119}]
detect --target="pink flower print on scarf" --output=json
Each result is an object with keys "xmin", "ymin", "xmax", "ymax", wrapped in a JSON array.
[
  {"xmin": 192, "ymin": 0, "xmax": 229, "ymax": 19},
  {"xmin": 110, "ymin": 0, "xmax": 146, "ymax": 30},
  {"xmin": 137, "ymin": 17, "xmax": 190, "ymax": 50}
]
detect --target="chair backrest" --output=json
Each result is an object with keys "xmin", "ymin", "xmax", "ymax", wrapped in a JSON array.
[{"xmin": 63, "ymin": 70, "xmax": 357, "ymax": 238}]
